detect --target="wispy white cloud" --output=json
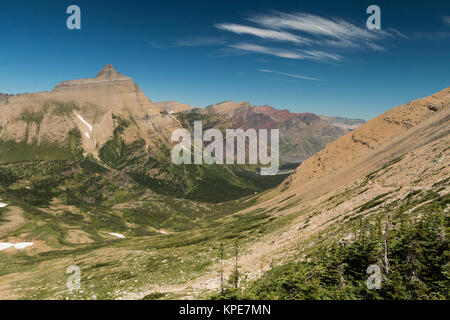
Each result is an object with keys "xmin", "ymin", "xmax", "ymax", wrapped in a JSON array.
[
  {"xmin": 215, "ymin": 11, "xmax": 405, "ymax": 62},
  {"xmin": 229, "ymin": 43, "xmax": 342, "ymax": 62},
  {"xmin": 367, "ymin": 43, "xmax": 387, "ymax": 51},
  {"xmin": 387, "ymin": 28, "xmax": 408, "ymax": 39},
  {"xmin": 259, "ymin": 69, "xmax": 321, "ymax": 81},
  {"xmin": 298, "ymin": 50, "xmax": 342, "ymax": 61},
  {"xmin": 249, "ymin": 12, "xmax": 393, "ymax": 44},
  {"xmin": 216, "ymin": 23, "xmax": 312, "ymax": 44},
  {"xmin": 317, "ymin": 38, "xmax": 362, "ymax": 50},
  {"xmin": 151, "ymin": 11, "xmax": 406, "ymax": 64},
  {"xmin": 246, "ymin": 12, "xmax": 405, "ymax": 52},
  {"xmin": 229, "ymin": 43, "xmax": 305, "ymax": 59}
]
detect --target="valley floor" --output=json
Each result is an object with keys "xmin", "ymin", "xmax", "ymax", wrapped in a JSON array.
[{"xmin": 0, "ymin": 107, "xmax": 449, "ymax": 300}]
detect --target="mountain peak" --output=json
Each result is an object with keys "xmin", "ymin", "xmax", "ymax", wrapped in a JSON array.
[
  {"xmin": 96, "ymin": 64, "xmax": 126, "ymax": 80},
  {"xmin": 52, "ymin": 65, "xmax": 132, "ymax": 91}
]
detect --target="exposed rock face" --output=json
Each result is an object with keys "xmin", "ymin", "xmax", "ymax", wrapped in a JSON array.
[
  {"xmin": 51, "ymin": 64, "xmax": 155, "ymax": 114},
  {"xmin": 96, "ymin": 64, "xmax": 125, "ymax": 79},
  {"xmin": 0, "ymin": 65, "xmax": 177, "ymax": 162}
]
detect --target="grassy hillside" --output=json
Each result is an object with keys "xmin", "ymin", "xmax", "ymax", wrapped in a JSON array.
[
  {"xmin": 212, "ymin": 179, "xmax": 450, "ymax": 300},
  {"xmin": 0, "ymin": 156, "xmax": 295, "ymax": 299}
]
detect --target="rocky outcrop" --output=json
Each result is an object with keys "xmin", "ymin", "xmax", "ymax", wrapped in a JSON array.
[
  {"xmin": 0, "ymin": 65, "xmax": 177, "ymax": 162},
  {"xmin": 51, "ymin": 64, "xmax": 155, "ymax": 115}
]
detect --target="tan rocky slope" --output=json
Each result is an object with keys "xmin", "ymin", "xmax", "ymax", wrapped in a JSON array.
[
  {"xmin": 0, "ymin": 65, "xmax": 178, "ymax": 161},
  {"xmin": 283, "ymin": 87, "xmax": 450, "ymax": 196}
]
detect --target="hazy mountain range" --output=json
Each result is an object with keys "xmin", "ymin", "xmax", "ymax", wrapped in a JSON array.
[{"xmin": 155, "ymin": 99, "xmax": 365, "ymax": 163}]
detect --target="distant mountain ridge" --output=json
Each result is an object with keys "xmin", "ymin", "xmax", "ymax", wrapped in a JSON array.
[
  {"xmin": 318, "ymin": 115, "xmax": 366, "ymax": 132},
  {"xmin": 173, "ymin": 100, "xmax": 356, "ymax": 163},
  {"xmin": 153, "ymin": 101, "xmax": 198, "ymax": 113}
]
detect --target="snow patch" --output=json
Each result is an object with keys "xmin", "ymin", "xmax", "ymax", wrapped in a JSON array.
[
  {"xmin": 0, "ymin": 243, "xmax": 14, "ymax": 251},
  {"xmin": 14, "ymin": 242, "xmax": 34, "ymax": 249},
  {"xmin": 77, "ymin": 114, "xmax": 93, "ymax": 132},
  {"xmin": 108, "ymin": 233, "xmax": 125, "ymax": 239},
  {"xmin": 0, "ymin": 242, "xmax": 34, "ymax": 251}
]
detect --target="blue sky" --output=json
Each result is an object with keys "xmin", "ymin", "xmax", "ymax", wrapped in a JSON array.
[{"xmin": 0, "ymin": 0, "xmax": 449, "ymax": 120}]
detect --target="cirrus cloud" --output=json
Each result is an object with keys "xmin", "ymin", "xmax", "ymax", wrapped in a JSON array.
[
  {"xmin": 216, "ymin": 23, "xmax": 312, "ymax": 44},
  {"xmin": 229, "ymin": 43, "xmax": 342, "ymax": 62},
  {"xmin": 249, "ymin": 12, "xmax": 388, "ymax": 42},
  {"xmin": 217, "ymin": 11, "xmax": 405, "ymax": 62},
  {"xmin": 259, "ymin": 69, "xmax": 321, "ymax": 81},
  {"xmin": 229, "ymin": 43, "xmax": 304, "ymax": 59}
]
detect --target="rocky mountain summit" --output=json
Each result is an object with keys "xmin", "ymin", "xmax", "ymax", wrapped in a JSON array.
[{"xmin": 0, "ymin": 65, "xmax": 177, "ymax": 162}]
